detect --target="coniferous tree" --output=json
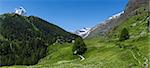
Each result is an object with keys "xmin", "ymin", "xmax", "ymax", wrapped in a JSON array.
[
  {"xmin": 119, "ymin": 28, "xmax": 129, "ymax": 41},
  {"xmin": 148, "ymin": 20, "xmax": 150, "ymax": 32},
  {"xmin": 72, "ymin": 37, "xmax": 87, "ymax": 55}
]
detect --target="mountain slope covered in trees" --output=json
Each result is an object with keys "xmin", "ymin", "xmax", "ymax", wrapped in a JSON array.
[{"xmin": 0, "ymin": 13, "xmax": 78, "ymax": 66}]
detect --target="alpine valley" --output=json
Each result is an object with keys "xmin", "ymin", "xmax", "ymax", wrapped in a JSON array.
[{"xmin": 0, "ymin": 0, "xmax": 150, "ymax": 68}]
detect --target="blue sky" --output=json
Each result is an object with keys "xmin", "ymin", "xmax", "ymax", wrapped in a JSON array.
[{"xmin": 0, "ymin": 0, "xmax": 128, "ymax": 32}]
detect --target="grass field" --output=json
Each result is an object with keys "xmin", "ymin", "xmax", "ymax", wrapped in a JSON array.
[{"xmin": 2, "ymin": 34, "xmax": 149, "ymax": 68}]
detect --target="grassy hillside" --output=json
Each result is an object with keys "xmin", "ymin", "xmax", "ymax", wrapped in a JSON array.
[
  {"xmin": 3, "ymin": 34, "xmax": 149, "ymax": 68},
  {"xmin": 108, "ymin": 7, "xmax": 149, "ymax": 40}
]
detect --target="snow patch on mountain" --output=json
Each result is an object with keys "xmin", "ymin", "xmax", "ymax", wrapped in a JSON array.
[
  {"xmin": 75, "ymin": 28, "xmax": 91, "ymax": 38},
  {"xmin": 91, "ymin": 11, "xmax": 125, "ymax": 31},
  {"xmin": 108, "ymin": 11, "xmax": 124, "ymax": 20}
]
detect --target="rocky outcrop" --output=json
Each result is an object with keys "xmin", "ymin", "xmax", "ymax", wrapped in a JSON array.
[{"xmin": 125, "ymin": 0, "xmax": 149, "ymax": 15}]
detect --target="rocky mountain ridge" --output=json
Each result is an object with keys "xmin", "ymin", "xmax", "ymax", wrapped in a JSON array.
[{"xmin": 86, "ymin": 0, "xmax": 149, "ymax": 39}]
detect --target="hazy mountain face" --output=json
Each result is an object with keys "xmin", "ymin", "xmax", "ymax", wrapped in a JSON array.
[{"xmin": 125, "ymin": 0, "xmax": 149, "ymax": 15}]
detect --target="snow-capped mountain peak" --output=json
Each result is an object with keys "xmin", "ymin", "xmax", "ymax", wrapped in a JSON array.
[
  {"xmin": 75, "ymin": 28, "xmax": 91, "ymax": 38},
  {"xmin": 15, "ymin": 6, "xmax": 27, "ymax": 15}
]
